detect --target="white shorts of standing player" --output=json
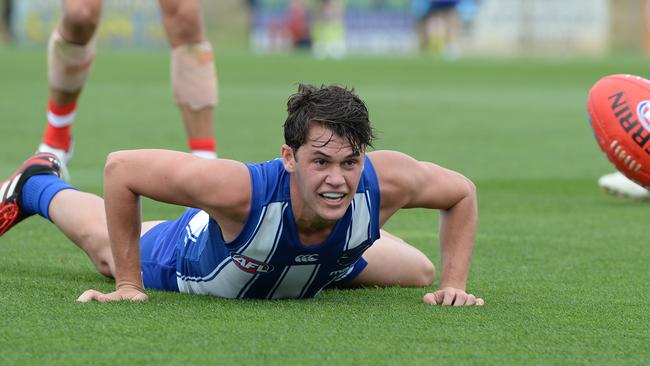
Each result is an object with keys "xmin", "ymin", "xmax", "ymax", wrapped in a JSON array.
[{"xmin": 598, "ymin": 171, "xmax": 650, "ymax": 200}]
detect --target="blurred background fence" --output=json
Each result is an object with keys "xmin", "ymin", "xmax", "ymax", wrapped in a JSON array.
[{"xmin": 1, "ymin": 0, "xmax": 648, "ymax": 58}]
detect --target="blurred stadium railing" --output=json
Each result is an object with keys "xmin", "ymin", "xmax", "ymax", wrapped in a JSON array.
[
  {"xmin": 249, "ymin": 0, "xmax": 647, "ymax": 57},
  {"xmin": 1, "ymin": 0, "xmax": 648, "ymax": 57},
  {"xmin": 6, "ymin": 0, "xmax": 166, "ymax": 48}
]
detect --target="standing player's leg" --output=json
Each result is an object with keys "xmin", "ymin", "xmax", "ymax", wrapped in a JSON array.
[
  {"xmin": 345, "ymin": 229, "xmax": 436, "ymax": 288},
  {"xmin": 38, "ymin": 0, "xmax": 103, "ymax": 180},
  {"xmin": 159, "ymin": 0, "xmax": 218, "ymax": 159}
]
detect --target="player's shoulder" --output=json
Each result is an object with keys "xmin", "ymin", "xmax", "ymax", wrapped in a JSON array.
[
  {"xmin": 367, "ymin": 150, "xmax": 423, "ymax": 191},
  {"xmin": 367, "ymin": 150, "xmax": 420, "ymax": 172},
  {"xmin": 246, "ymin": 158, "xmax": 290, "ymax": 203},
  {"xmin": 366, "ymin": 151, "xmax": 425, "ymax": 213},
  {"xmin": 246, "ymin": 158, "xmax": 286, "ymax": 184}
]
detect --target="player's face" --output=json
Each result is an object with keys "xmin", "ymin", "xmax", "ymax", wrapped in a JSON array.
[{"xmin": 283, "ymin": 125, "xmax": 365, "ymax": 223}]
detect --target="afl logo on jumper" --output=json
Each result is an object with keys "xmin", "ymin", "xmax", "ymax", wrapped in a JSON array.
[
  {"xmin": 637, "ymin": 101, "xmax": 650, "ymax": 132},
  {"xmin": 232, "ymin": 254, "xmax": 273, "ymax": 273}
]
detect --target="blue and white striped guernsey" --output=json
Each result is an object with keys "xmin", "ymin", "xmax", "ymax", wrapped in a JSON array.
[{"xmin": 171, "ymin": 157, "xmax": 381, "ymax": 299}]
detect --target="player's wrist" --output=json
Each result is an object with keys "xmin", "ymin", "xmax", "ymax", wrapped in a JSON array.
[
  {"xmin": 115, "ymin": 280, "xmax": 144, "ymax": 293},
  {"xmin": 438, "ymin": 280, "xmax": 467, "ymax": 291}
]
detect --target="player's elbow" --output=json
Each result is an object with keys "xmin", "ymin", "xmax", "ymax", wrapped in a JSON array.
[
  {"xmin": 104, "ymin": 151, "xmax": 130, "ymax": 184},
  {"xmin": 458, "ymin": 175, "xmax": 477, "ymax": 204},
  {"xmin": 464, "ymin": 175, "xmax": 477, "ymax": 194}
]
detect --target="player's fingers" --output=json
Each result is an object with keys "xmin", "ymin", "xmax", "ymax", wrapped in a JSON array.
[
  {"xmin": 422, "ymin": 292, "xmax": 437, "ymax": 305},
  {"xmin": 452, "ymin": 292, "xmax": 467, "ymax": 307},
  {"xmin": 76, "ymin": 289, "xmax": 105, "ymax": 302},
  {"xmin": 464, "ymin": 294, "xmax": 477, "ymax": 306},
  {"xmin": 442, "ymin": 290, "xmax": 455, "ymax": 306},
  {"xmin": 424, "ymin": 291, "xmax": 484, "ymax": 306},
  {"xmin": 433, "ymin": 290, "xmax": 448, "ymax": 305},
  {"xmin": 424, "ymin": 291, "xmax": 446, "ymax": 305}
]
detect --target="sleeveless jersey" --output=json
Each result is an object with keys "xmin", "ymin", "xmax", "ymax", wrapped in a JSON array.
[{"xmin": 164, "ymin": 157, "xmax": 380, "ymax": 299}]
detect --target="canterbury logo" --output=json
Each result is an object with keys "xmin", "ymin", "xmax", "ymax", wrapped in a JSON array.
[{"xmin": 295, "ymin": 254, "xmax": 319, "ymax": 263}]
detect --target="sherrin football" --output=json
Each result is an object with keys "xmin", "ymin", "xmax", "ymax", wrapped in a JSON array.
[{"xmin": 588, "ymin": 74, "xmax": 650, "ymax": 188}]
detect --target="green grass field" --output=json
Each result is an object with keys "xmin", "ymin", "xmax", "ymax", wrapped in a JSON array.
[{"xmin": 1, "ymin": 47, "xmax": 649, "ymax": 365}]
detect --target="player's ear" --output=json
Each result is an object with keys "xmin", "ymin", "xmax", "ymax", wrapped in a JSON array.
[{"xmin": 281, "ymin": 144, "xmax": 296, "ymax": 173}]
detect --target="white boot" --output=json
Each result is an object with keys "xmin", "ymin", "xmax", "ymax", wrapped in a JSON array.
[
  {"xmin": 37, "ymin": 142, "xmax": 73, "ymax": 181},
  {"xmin": 597, "ymin": 171, "xmax": 650, "ymax": 200}
]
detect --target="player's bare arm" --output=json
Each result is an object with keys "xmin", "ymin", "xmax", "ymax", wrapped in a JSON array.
[
  {"xmin": 102, "ymin": 150, "xmax": 251, "ymax": 222},
  {"xmin": 368, "ymin": 150, "xmax": 483, "ymax": 306},
  {"xmin": 78, "ymin": 149, "xmax": 251, "ymax": 302}
]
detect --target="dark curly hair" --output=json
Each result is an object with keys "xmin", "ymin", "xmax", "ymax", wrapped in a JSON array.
[{"xmin": 284, "ymin": 84, "xmax": 375, "ymax": 157}]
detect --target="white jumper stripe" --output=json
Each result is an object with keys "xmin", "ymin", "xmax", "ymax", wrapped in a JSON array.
[
  {"xmin": 346, "ymin": 192, "xmax": 371, "ymax": 251},
  {"xmin": 271, "ymin": 264, "xmax": 319, "ymax": 299},
  {"xmin": 176, "ymin": 202, "xmax": 285, "ymax": 298}
]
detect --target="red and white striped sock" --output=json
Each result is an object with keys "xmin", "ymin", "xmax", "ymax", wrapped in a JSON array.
[
  {"xmin": 189, "ymin": 137, "xmax": 217, "ymax": 159},
  {"xmin": 42, "ymin": 100, "xmax": 76, "ymax": 151}
]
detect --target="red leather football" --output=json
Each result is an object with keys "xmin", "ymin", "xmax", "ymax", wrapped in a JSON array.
[{"xmin": 588, "ymin": 74, "xmax": 650, "ymax": 188}]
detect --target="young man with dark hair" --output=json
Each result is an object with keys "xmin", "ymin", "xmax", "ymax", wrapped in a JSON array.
[{"xmin": 1, "ymin": 84, "xmax": 483, "ymax": 306}]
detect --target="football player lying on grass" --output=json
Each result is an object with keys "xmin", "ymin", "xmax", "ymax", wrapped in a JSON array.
[{"xmin": 0, "ymin": 84, "xmax": 483, "ymax": 306}]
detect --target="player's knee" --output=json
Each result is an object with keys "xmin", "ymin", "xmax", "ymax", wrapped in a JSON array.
[
  {"xmin": 95, "ymin": 259, "xmax": 113, "ymax": 278},
  {"xmin": 93, "ymin": 250, "xmax": 114, "ymax": 278},
  {"xmin": 76, "ymin": 226, "xmax": 113, "ymax": 277},
  {"xmin": 165, "ymin": 5, "xmax": 203, "ymax": 45},
  {"xmin": 61, "ymin": 3, "xmax": 101, "ymax": 43},
  {"xmin": 416, "ymin": 259, "xmax": 436, "ymax": 287}
]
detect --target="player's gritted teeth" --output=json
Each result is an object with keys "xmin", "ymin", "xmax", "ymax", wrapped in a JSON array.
[{"xmin": 319, "ymin": 192, "xmax": 346, "ymax": 201}]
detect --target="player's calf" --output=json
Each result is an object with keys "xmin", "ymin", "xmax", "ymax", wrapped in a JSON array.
[
  {"xmin": 172, "ymin": 40, "xmax": 219, "ymax": 158},
  {"xmin": 48, "ymin": 29, "xmax": 96, "ymax": 93},
  {"xmin": 43, "ymin": 26, "xmax": 97, "ymax": 179},
  {"xmin": 171, "ymin": 40, "xmax": 217, "ymax": 112}
]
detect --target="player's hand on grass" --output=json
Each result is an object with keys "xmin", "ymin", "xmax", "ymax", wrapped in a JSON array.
[
  {"xmin": 423, "ymin": 287, "xmax": 484, "ymax": 306},
  {"xmin": 77, "ymin": 285, "xmax": 148, "ymax": 303}
]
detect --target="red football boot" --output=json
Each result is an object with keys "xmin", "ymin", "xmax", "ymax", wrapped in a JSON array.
[{"xmin": 0, "ymin": 153, "xmax": 61, "ymax": 236}]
